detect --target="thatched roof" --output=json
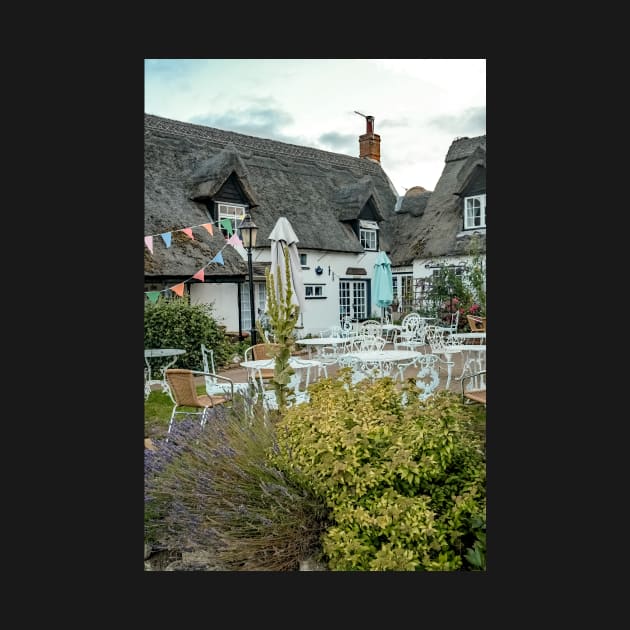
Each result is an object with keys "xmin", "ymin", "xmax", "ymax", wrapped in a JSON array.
[
  {"xmin": 389, "ymin": 135, "xmax": 486, "ymax": 266},
  {"xmin": 145, "ymin": 114, "xmax": 399, "ymax": 279}
]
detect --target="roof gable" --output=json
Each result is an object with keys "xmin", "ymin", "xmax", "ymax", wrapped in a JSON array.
[
  {"xmin": 190, "ymin": 143, "xmax": 259, "ymax": 207},
  {"xmin": 335, "ymin": 176, "xmax": 385, "ymax": 222},
  {"xmin": 389, "ymin": 135, "xmax": 486, "ymax": 266}
]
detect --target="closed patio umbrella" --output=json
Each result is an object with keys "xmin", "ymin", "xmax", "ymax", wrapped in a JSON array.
[
  {"xmin": 373, "ymin": 250, "xmax": 393, "ymax": 323},
  {"xmin": 268, "ymin": 216, "xmax": 306, "ymax": 315}
]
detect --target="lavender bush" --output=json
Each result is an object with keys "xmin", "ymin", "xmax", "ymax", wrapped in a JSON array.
[{"xmin": 144, "ymin": 402, "xmax": 329, "ymax": 570}]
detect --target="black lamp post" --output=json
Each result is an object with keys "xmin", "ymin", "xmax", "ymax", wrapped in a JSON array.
[{"xmin": 239, "ymin": 214, "xmax": 258, "ymax": 346}]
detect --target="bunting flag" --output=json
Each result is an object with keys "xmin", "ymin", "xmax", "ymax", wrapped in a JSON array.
[
  {"xmin": 211, "ymin": 251, "xmax": 224, "ymax": 265},
  {"xmin": 146, "ymin": 291, "xmax": 160, "ymax": 304},
  {"xmin": 160, "ymin": 232, "xmax": 172, "ymax": 247},
  {"xmin": 220, "ymin": 218, "xmax": 234, "ymax": 236},
  {"xmin": 180, "ymin": 227, "xmax": 194, "ymax": 240},
  {"xmin": 201, "ymin": 223, "xmax": 213, "ymax": 236},
  {"xmin": 192, "ymin": 269, "xmax": 204, "ymax": 282},
  {"xmin": 171, "ymin": 283, "xmax": 185, "ymax": 297},
  {"xmin": 227, "ymin": 233, "xmax": 242, "ymax": 248},
  {"xmin": 144, "ymin": 235, "xmax": 153, "ymax": 254}
]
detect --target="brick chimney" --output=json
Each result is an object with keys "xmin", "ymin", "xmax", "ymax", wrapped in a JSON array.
[{"xmin": 359, "ymin": 115, "xmax": 381, "ymax": 163}]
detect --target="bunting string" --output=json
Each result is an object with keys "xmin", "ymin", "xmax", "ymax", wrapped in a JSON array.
[
  {"xmin": 144, "ymin": 217, "xmax": 246, "ymax": 300},
  {"xmin": 144, "ymin": 219, "xmax": 239, "ymax": 247}
]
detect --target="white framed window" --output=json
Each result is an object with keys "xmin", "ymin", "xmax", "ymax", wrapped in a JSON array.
[
  {"xmin": 241, "ymin": 282, "xmax": 267, "ymax": 332},
  {"xmin": 339, "ymin": 280, "xmax": 368, "ymax": 320},
  {"xmin": 360, "ymin": 229, "xmax": 377, "ymax": 250},
  {"xmin": 300, "ymin": 253, "xmax": 307, "ymax": 266},
  {"xmin": 217, "ymin": 203, "xmax": 247, "ymax": 237},
  {"xmin": 464, "ymin": 194, "xmax": 486, "ymax": 229},
  {"xmin": 305, "ymin": 285, "xmax": 324, "ymax": 298},
  {"xmin": 359, "ymin": 219, "xmax": 379, "ymax": 250}
]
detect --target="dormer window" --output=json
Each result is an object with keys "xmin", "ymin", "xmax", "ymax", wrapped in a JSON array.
[
  {"xmin": 464, "ymin": 194, "xmax": 486, "ymax": 230},
  {"xmin": 359, "ymin": 219, "xmax": 379, "ymax": 250},
  {"xmin": 216, "ymin": 203, "xmax": 247, "ymax": 238}
]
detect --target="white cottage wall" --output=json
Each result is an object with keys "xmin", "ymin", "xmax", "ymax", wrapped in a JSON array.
[{"xmin": 190, "ymin": 283, "xmax": 241, "ymax": 331}]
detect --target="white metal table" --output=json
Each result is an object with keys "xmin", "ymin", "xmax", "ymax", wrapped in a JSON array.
[
  {"xmin": 240, "ymin": 357, "xmax": 324, "ymax": 382},
  {"xmin": 340, "ymin": 349, "xmax": 423, "ymax": 381},
  {"xmin": 144, "ymin": 348, "xmax": 186, "ymax": 398}
]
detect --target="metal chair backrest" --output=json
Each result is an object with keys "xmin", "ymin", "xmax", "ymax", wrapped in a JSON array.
[
  {"xmin": 359, "ymin": 321, "xmax": 382, "ymax": 337},
  {"xmin": 442, "ymin": 310, "xmax": 460, "ymax": 334},
  {"xmin": 200, "ymin": 343, "xmax": 219, "ymax": 394}
]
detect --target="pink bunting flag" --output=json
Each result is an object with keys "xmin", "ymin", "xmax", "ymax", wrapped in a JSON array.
[
  {"xmin": 171, "ymin": 283, "xmax": 185, "ymax": 297},
  {"xmin": 144, "ymin": 235, "xmax": 153, "ymax": 254},
  {"xmin": 229, "ymin": 234, "xmax": 243, "ymax": 248},
  {"xmin": 201, "ymin": 223, "xmax": 214, "ymax": 236},
  {"xmin": 180, "ymin": 227, "xmax": 194, "ymax": 240},
  {"xmin": 192, "ymin": 269, "xmax": 205, "ymax": 282}
]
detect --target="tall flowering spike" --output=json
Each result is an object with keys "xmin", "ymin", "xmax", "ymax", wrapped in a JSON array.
[{"xmin": 264, "ymin": 245, "xmax": 299, "ymax": 414}]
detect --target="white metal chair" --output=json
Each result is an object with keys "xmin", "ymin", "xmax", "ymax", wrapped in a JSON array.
[
  {"xmin": 164, "ymin": 368, "xmax": 235, "ymax": 433},
  {"xmin": 358, "ymin": 320, "xmax": 382, "ymax": 337},
  {"xmin": 403, "ymin": 353, "xmax": 441, "ymax": 400},
  {"xmin": 394, "ymin": 312, "xmax": 426, "ymax": 351},
  {"xmin": 357, "ymin": 335, "xmax": 387, "ymax": 352},
  {"xmin": 424, "ymin": 325, "xmax": 463, "ymax": 389},
  {"xmin": 201, "ymin": 344, "xmax": 250, "ymax": 398},
  {"xmin": 340, "ymin": 316, "xmax": 356, "ymax": 337},
  {"xmin": 461, "ymin": 370, "xmax": 486, "ymax": 405},
  {"xmin": 440, "ymin": 309, "xmax": 460, "ymax": 334},
  {"xmin": 250, "ymin": 359, "xmax": 312, "ymax": 411}
]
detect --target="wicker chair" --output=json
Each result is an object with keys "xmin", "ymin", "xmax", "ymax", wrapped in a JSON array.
[
  {"xmin": 164, "ymin": 368, "xmax": 234, "ymax": 433},
  {"xmin": 467, "ymin": 315, "xmax": 486, "ymax": 333}
]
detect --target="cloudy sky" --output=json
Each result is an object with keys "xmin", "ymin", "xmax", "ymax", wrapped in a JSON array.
[{"xmin": 144, "ymin": 59, "xmax": 485, "ymax": 196}]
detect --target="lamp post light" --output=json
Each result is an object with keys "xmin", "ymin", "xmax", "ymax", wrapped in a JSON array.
[{"xmin": 239, "ymin": 213, "xmax": 259, "ymax": 346}]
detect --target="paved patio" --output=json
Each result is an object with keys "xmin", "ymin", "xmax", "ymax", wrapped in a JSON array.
[{"xmin": 212, "ymin": 341, "xmax": 480, "ymax": 397}]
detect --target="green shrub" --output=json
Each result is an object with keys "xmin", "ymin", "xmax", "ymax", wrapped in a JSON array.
[
  {"xmin": 144, "ymin": 295, "xmax": 232, "ymax": 371},
  {"xmin": 144, "ymin": 403, "xmax": 330, "ymax": 571},
  {"xmin": 272, "ymin": 370, "xmax": 486, "ymax": 571}
]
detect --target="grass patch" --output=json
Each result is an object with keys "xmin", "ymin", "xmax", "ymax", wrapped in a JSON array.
[
  {"xmin": 144, "ymin": 382, "xmax": 210, "ymax": 439},
  {"xmin": 144, "ymin": 390, "xmax": 172, "ymax": 439}
]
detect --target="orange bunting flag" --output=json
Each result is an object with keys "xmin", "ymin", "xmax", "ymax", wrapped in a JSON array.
[
  {"xmin": 180, "ymin": 228, "xmax": 194, "ymax": 240},
  {"xmin": 171, "ymin": 283, "xmax": 185, "ymax": 297},
  {"xmin": 201, "ymin": 223, "xmax": 214, "ymax": 236},
  {"xmin": 144, "ymin": 236, "xmax": 153, "ymax": 254},
  {"xmin": 192, "ymin": 269, "xmax": 204, "ymax": 282}
]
